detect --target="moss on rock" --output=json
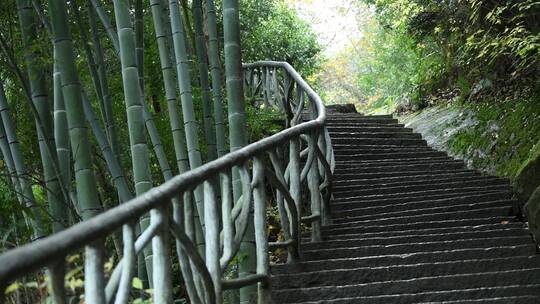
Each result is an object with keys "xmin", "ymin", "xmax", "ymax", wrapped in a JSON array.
[
  {"xmin": 515, "ymin": 140, "xmax": 540, "ymax": 204},
  {"xmin": 400, "ymin": 98, "xmax": 540, "ymax": 183},
  {"xmin": 526, "ymin": 185, "xmax": 540, "ymax": 241}
]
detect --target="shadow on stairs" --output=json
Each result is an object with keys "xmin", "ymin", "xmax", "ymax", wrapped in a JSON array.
[{"xmin": 269, "ymin": 112, "xmax": 540, "ymax": 304}]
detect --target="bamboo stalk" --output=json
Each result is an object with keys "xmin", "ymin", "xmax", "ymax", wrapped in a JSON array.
[
  {"xmin": 0, "ymin": 80, "xmax": 46, "ymax": 239},
  {"xmin": 49, "ymin": 0, "xmax": 103, "ymax": 220},
  {"xmin": 193, "ymin": 0, "xmax": 217, "ymax": 161},
  {"xmin": 205, "ymin": 0, "xmax": 227, "ymax": 158},
  {"xmin": 111, "ymin": 0, "xmax": 155, "ymax": 285},
  {"xmin": 17, "ymin": 0, "xmax": 69, "ymax": 233},
  {"xmin": 222, "ymin": 0, "xmax": 255, "ymax": 300},
  {"xmin": 87, "ymin": 0, "xmax": 119, "ymax": 157},
  {"xmin": 168, "ymin": 0, "xmax": 206, "ymax": 226}
]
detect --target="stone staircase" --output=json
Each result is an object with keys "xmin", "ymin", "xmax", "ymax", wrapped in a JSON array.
[{"xmin": 270, "ymin": 113, "xmax": 540, "ymax": 303}]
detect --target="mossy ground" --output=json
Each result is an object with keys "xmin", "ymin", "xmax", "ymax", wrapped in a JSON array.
[
  {"xmin": 447, "ymin": 98, "xmax": 540, "ymax": 179},
  {"xmin": 398, "ymin": 97, "xmax": 540, "ymax": 183}
]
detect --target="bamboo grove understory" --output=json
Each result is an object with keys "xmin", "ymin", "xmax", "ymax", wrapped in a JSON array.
[{"xmin": 0, "ymin": 1, "xmax": 334, "ymax": 303}]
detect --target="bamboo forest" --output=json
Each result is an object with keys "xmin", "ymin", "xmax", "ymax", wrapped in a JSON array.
[{"xmin": 1, "ymin": 0, "xmax": 540, "ymax": 303}]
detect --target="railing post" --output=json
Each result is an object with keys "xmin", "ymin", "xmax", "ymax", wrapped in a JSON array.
[
  {"xmin": 48, "ymin": 260, "xmax": 66, "ymax": 304},
  {"xmin": 84, "ymin": 240, "xmax": 106, "ymax": 304},
  {"xmin": 152, "ymin": 206, "xmax": 173, "ymax": 303},
  {"xmin": 308, "ymin": 130, "xmax": 323, "ymax": 242},
  {"xmin": 253, "ymin": 157, "xmax": 270, "ymax": 303},
  {"xmin": 204, "ymin": 180, "xmax": 222, "ymax": 303},
  {"xmin": 289, "ymin": 136, "xmax": 302, "ymax": 246},
  {"xmin": 289, "ymin": 85, "xmax": 304, "ymax": 252}
]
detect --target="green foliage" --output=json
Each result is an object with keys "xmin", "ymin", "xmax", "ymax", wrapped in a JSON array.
[
  {"xmin": 356, "ymin": 0, "xmax": 540, "ymax": 113},
  {"xmin": 240, "ymin": 0, "xmax": 322, "ymax": 77},
  {"xmin": 245, "ymin": 102, "xmax": 283, "ymax": 143}
]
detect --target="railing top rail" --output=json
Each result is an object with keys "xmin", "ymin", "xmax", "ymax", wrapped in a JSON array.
[{"xmin": 0, "ymin": 61, "xmax": 327, "ymax": 285}]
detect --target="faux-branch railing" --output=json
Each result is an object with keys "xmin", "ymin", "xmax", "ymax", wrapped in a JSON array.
[{"xmin": 0, "ymin": 61, "xmax": 334, "ymax": 304}]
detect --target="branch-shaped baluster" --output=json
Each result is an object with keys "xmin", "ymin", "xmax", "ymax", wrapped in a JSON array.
[
  {"xmin": 172, "ymin": 194, "xmax": 201, "ymax": 304},
  {"xmin": 254, "ymin": 68, "xmax": 263, "ymax": 97},
  {"xmin": 266, "ymin": 151, "xmax": 300, "ymax": 262},
  {"xmin": 271, "ymin": 67, "xmax": 282, "ymax": 110},
  {"xmin": 115, "ymin": 225, "xmax": 135, "ymax": 304},
  {"xmin": 314, "ymin": 143, "xmax": 333, "ymax": 225},
  {"xmin": 268, "ymin": 151, "xmax": 292, "ymax": 241},
  {"xmin": 300, "ymin": 137, "xmax": 316, "ymax": 183},
  {"xmin": 220, "ymin": 171, "xmax": 234, "ymax": 267},
  {"xmin": 105, "ymin": 221, "xmax": 161, "ymax": 301},
  {"xmin": 169, "ymin": 220, "xmax": 215, "ymax": 304},
  {"xmin": 262, "ymin": 67, "xmax": 271, "ymax": 108},
  {"xmin": 253, "ymin": 157, "xmax": 270, "ymax": 301},
  {"xmin": 220, "ymin": 164, "xmax": 253, "ymax": 270},
  {"xmin": 282, "ymin": 71, "xmax": 295, "ymax": 120},
  {"xmin": 291, "ymin": 88, "xmax": 305, "ymax": 127},
  {"xmin": 181, "ymin": 190, "xmax": 206, "ymax": 302}
]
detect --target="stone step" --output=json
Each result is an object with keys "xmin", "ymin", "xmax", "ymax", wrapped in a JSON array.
[
  {"xmin": 335, "ymin": 155, "xmax": 452, "ymax": 165},
  {"xmin": 331, "ymin": 189, "xmax": 511, "ymax": 207},
  {"xmin": 334, "ymin": 151, "xmax": 447, "ymax": 161},
  {"xmin": 333, "ymin": 146, "xmax": 435, "ymax": 155},
  {"xmin": 332, "ymin": 200, "xmax": 514, "ymax": 224},
  {"xmin": 333, "ymin": 171, "xmax": 483, "ymax": 187},
  {"xmin": 329, "ymin": 132, "xmax": 423, "ymax": 139},
  {"xmin": 334, "ymin": 183, "xmax": 510, "ymax": 201},
  {"xmin": 334, "ymin": 175, "xmax": 504, "ymax": 191},
  {"xmin": 272, "ymin": 268, "xmax": 540, "ymax": 303},
  {"xmin": 333, "ymin": 160, "xmax": 466, "ymax": 173},
  {"xmin": 322, "ymin": 216, "xmax": 517, "ymax": 236},
  {"xmin": 328, "ymin": 126, "xmax": 414, "ymax": 133},
  {"xmin": 333, "ymin": 177, "xmax": 508, "ymax": 198},
  {"xmin": 326, "ymin": 118, "xmax": 399, "ymax": 124},
  {"xmin": 327, "ymin": 114, "xmax": 394, "ymax": 119},
  {"xmin": 319, "ymin": 222, "xmax": 524, "ymax": 241},
  {"xmin": 271, "ymin": 256, "xmax": 540, "ymax": 290},
  {"xmin": 331, "ymin": 137, "xmax": 427, "ymax": 146},
  {"xmin": 333, "ymin": 143, "xmax": 426, "ymax": 150},
  {"xmin": 302, "ymin": 236, "xmax": 531, "ymax": 261},
  {"xmin": 283, "ymin": 288, "xmax": 540, "ymax": 304},
  {"xmin": 332, "ymin": 183, "xmax": 510, "ymax": 201},
  {"xmin": 326, "ymin": 123, "xmax": 407, "ymax": 129},
  {"xmin": 304, "ymin": 227, "xmax": 527, "ymax": 251},
  {"xmin": 331, "ymin": 192, "xmax": 515, "ymax": 217},
  {"xmin": 327, "ymin": 206, "xmax": 513, "ymax": 231},
  {"xmin": 273, "ymin": 242, "xmax": 533, "ymax": 275},
  {"xmin": 333, "ymin": 169, "xmax": 478, "ymax": 180}
]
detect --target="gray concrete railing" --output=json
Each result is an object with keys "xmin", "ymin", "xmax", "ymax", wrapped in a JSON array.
[{"xmin": 0, "ymin": 61, "xmax": 334, "ymax": 304}]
